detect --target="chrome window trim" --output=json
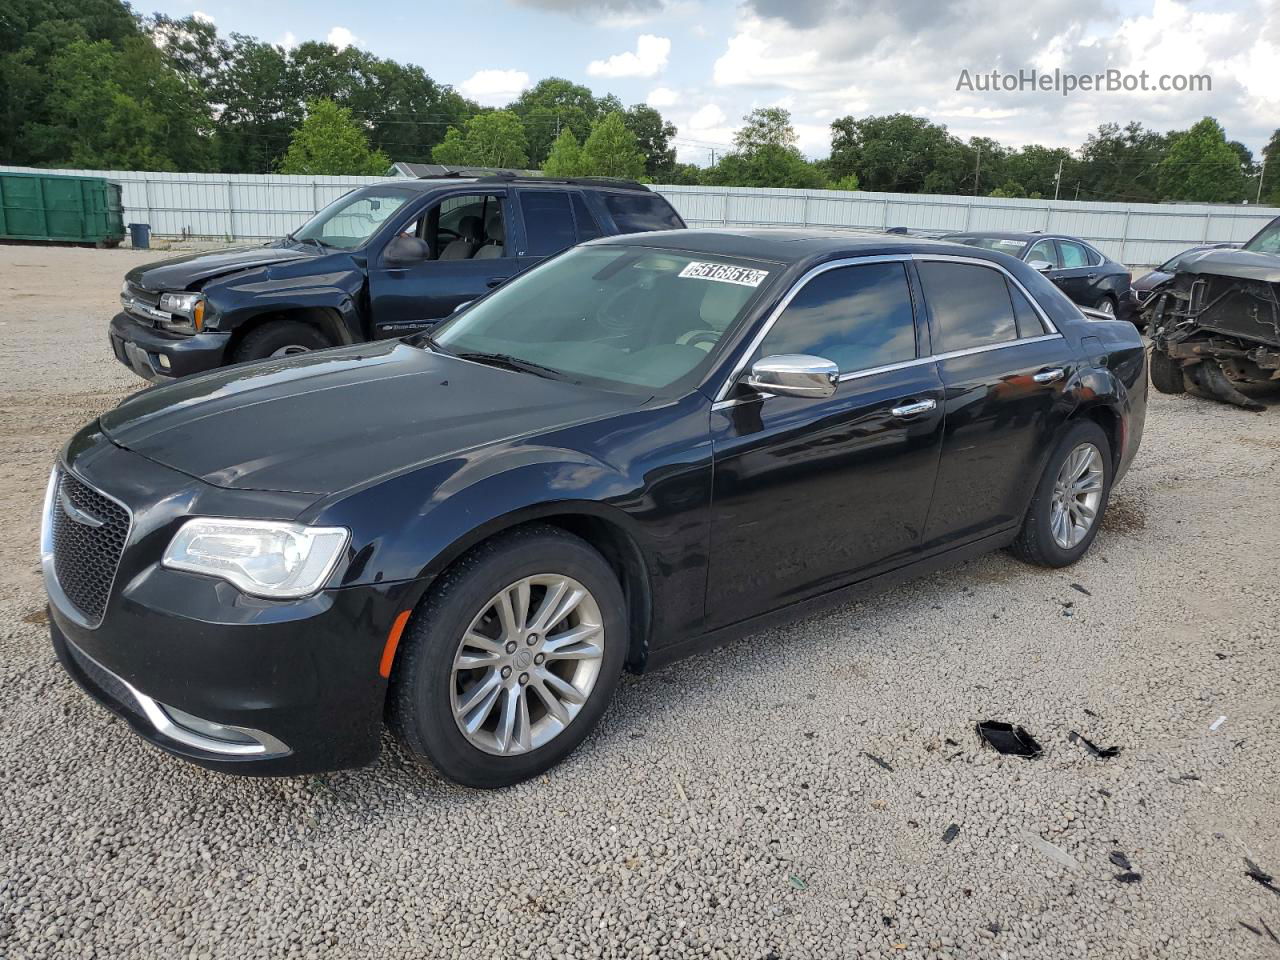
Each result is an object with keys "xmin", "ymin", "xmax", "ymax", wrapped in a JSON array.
[
  {"xmin": 41, "ymin": 465, "xmax": 136, "ymax": 631},
  {"xmin": 712, "ymin": 252, "xmax": 1062, "ymax": 405}
]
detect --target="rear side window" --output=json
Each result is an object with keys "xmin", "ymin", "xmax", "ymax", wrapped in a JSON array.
[
  {"xmin": 1058, "ymin": 240, "xmax": 1091, "ymax": 268},
  {"xmin": 1008, "ymin": 281, "xmax": 1047, "ymax": 337},
  {"xmin": 572, "ymin": 193, "xmax": 602, "ymax": 242},
  {"xmin": 756, "ymin": 262, "xmax": 917, "ymax": 374},
  {"xmin": 918, "ymin": 261, "xmax": 1018, "ymax": 352},
  {"xmin": 520, "ymin": 191, "xmax": 576, "ymax": 256},
  {"xmin": 602, "ymin": 192, "xmax": 683, "ymax": 232}
]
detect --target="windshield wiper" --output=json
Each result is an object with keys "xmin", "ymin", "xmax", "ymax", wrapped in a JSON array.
[
  {"xmin": 455, "ymin": 351, "xmax": 574, "ymax": 382},
  {"xmin": 294, "ymin": 237, "xmax": 329, "ymax": 253}
]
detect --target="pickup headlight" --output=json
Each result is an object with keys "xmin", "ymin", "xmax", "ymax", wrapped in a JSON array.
[
  {"xmin": 158, "ymin": 292, "xmax": 205, "ymax": 333},
  {"xmin": 162, "ymin": 518, "xmax": 349, "ymax": 598}
]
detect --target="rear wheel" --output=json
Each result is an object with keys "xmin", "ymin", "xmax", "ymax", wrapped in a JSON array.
[
  {"xmin": 388, "ymin": 526, "xmax": 627, "ymax": 787},
  {"xmin": 1011, "ymin": 420, "xmax": 1112, "ymax": 568},
  {"xmin": 1149, "ymin": 346, "xmax": 1186, "ymax": 395},
  {"xmin": 233, "ymin": 320, "xmax": 330, "ymax": 363},
  {"xmin": 1093, "ymin": 295, "xmax": 1117, "ymax": 316}
]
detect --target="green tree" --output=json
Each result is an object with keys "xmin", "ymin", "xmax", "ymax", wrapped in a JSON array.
[
  {"xmin": 829, "ymin": 113, "xmax": 969, "ymax": 194},
  {"xmin": 278, "ymin": 99, "xmax": 388, "ymax": 175},
  {"xmin": 707, "ymin": 109, "xmax": 825, "ymax": 189},
  {"xmin": 1003, "ymin": 145, "xmax": 1076, "ymax": 199},
  {"xmin": 1158, "ymin": 117, "xmax": 1248, "ymax": 203},
  {"xmin": 512, "ymin": 77, "xmax": 606, "ymax": 166},
  {"xmin": 1074, "ymin": 121, "xmax": 1167, "ymax": 202},
  {"xmin": 829, "ymin": 173, "xmax": 860, "ymax": 191},
  {"xmin": 431, "ymin": 110, "xmax": 529, "ymax": 168},
  {"xmin": 542, "ymin": 128, "xmax": 585, "ymax": 177},
  {"xmin": 1260, "ymin": 129, "xmax": 1280, "ymax": 204},
  {"xmin": 208, "ymin": 34, "xmax": 301, "ymax": 173},
  {"xmin": 580, "ymin": 112, "xmax": 646, "ymax": 179},
  {"xmin": 622, "ymin": 103, "xmax": 676, "ymax": 178}
]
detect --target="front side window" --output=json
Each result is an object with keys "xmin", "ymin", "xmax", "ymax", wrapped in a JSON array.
[
  {"xmin": 918, "ymin": 261, "xmax": 1018, "ymax": 352},
  {"xmin": 755, "ymin": 263, "xmax": 917, "ymax": 375},
  {"xmin": 520, "ymin": 191, "xmax": 577, "ymax": 257},
  {"xmin": 292, "ymin": 189, "xmax": 413, "ymax": 250},
  {"xmin": 603, "ymin": 192, "xmax": 684, "ymax": 232},
  {"xmin": 431, "ymin": 245, "xmax": 773, "ymax": 393},
  {"xmin": 1245, "ymin": 218, "xmax": 1280, "ymax": 254},
  {"xmin": 1026, "ymin": 239, "xmax": 1061, "ymax": 267},
  {"xmin": 1058, "ymin": 240, "xmax": 1091, "ymax": 268}
]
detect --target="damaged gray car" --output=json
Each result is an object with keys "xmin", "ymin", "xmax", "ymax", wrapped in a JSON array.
[{"xmin": 1144, "ymin": 216, "xmax": 1280, "ymax": 410}]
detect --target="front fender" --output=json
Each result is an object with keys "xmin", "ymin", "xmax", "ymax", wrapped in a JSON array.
[{"xmin": 203, "ymin": 263, "xmax": 366, "ymax": 342}]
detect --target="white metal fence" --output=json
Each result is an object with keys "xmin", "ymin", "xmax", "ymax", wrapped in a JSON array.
[{"xmin": 3, "ymin": 164, "xmax": 1277, "ymax": 268}]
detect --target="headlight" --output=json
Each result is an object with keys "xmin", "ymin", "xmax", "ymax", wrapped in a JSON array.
[
  {"xmin": 158, "ymin": 292, "xmax": 205, "ymax": 333},
  {"xmin": 162, "ymin": 518, "xmax": 349, "ymax": 598}
]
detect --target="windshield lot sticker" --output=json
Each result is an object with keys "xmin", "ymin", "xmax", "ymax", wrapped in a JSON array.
[{"xmin": 678, "ymin": 262, "xmax": 769, "ymax": 287}]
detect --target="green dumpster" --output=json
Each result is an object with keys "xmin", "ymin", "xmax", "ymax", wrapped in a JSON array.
[{"xmin": 0, "ymin": 171, "xmax": 126, "ymax": 246}]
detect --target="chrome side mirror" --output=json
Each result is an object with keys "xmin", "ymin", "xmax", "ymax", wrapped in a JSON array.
[
  {"xmin": 744, "ymin": 354, "xmax": 839, "ymax": 399},
  {"xmin": 1027, "ymin": 259, "xmax": 1054, "ymax": 272}
]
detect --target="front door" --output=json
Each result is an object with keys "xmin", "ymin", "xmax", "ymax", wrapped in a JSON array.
[
  {"xmin": 705, "ymin": 260, "xmax": 945, "ymax": 629},
  {"xmin": 1052, "ymin": 238, "xmax": 1103, "ymax": 308},
  {"xmin": 914, "ymin": 257, "xmax": 1077, "ymax": 550},
  {"xmin": 367, "ymin": 192, "xmax": 519, "ymax": 338}
]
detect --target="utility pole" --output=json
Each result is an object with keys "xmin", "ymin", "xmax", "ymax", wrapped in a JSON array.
[
  {"xmin": 1258, "ymin": 157, "xmax": 1267, "ymax": 204},
  {"xmin": 973, "ymin": 144, "xmax": 981, "ymax": 196},
  {"xmin": 1054, "ymin": 156, "xmax": 1064, "ymax": 201},
  {"xmin": 708, "ymin": 147, "xmax": 717, "ymax": 167}
]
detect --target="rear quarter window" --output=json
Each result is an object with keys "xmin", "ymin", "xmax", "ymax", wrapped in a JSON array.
[{"xmin": 602, "ymin": 192, "xmax": 684, "ymax": 233}]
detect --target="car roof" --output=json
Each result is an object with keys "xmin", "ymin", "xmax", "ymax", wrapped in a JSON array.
[
  {"xmin": 373, "ymin": 176, "xmax": 652, "ymax": 194},
  {"xmin": 945, "ymin": 231, "xmax": 1041, "ymax": 242},
  {"xmin": 592, "ymin": 227, "xmax": 1021, "ymax": 266}
]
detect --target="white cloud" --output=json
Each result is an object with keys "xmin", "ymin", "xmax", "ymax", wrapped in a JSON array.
[
  {"xmin": 192, "ymin": 10, "xmax": 214, "ymax": 24},
  {"xmin": 587, "ymin": 34, "xmax": 671, "ymax": 77},
  {"xmin": 712, "ymin": 23, "xmax": 821, "ymax": 88},
  {"xmin": 646, "ymin": 86, "xmax": 679, "ymax": 107},
  {"xmin": 460, "ymin": 69, "xmax": 532, "ymax": 105},
  {"xmin": 278, "ymin": 31, "xmax": 298, "ymax": 50},
  {"xmin": 326, "ymin": 26, "xmax": 360, "ymax": 49},
  {"xmin": 688, "ymin": 103, "xmax": 726, "ymax": 130}
]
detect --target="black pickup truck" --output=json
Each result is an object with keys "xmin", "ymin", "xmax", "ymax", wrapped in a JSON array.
[{"xmin": 110, "ymin": 175, "xmax": 686, "ymax": 380}]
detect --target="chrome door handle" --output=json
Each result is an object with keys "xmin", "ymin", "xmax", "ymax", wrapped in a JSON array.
[
  {"xmin": 890, "ymin": 398, "xmax": 937, "ymax": 418},
  {"xmin": 1033, "ymin": 368, "xmax": 1065, "ymax": 384}
]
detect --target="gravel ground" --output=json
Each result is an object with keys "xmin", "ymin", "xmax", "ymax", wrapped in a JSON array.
[{"xmin": 2, "ymin": 245, "xmax": 1279, "ymax": 960}]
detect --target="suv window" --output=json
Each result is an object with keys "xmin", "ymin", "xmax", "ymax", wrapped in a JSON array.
[
  {"xmin": 428, "ymin": 193, "xmax": 506, "ymax": 260},
  {"xmin": 755, "ymin": 262, "xmax": 917, "ymax": 375},
  {"xmin": 520, "ymin": 191, "xmax": 577, "ymax": 257},
  {"xmin": 1058, "ymin": 240, "xmax": 1091, "ymax": 268},
  {"xmin": 603, "ymin": 192, "xmax": 683, "ymax": 233},
  {"xmin": 572, "ymin": 193, "xmax": 602, "ymax": 242},
  {"xmin": 918, "ymin": 261, "xmax": 1018, "ymax": 352},
  {"xmin": 1026, "ymin": 238, "xmax": 1060, "ymax": 267}
]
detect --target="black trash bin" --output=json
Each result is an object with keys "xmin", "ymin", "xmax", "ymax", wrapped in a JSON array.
[{"xmin": 127, "ymin": 222, "xmax": 151, "ymax": 250}]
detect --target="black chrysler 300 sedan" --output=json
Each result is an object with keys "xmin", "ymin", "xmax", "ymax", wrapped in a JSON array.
[{"xmin": 45, "ymin": 229, "xmax": 1146, "ymax": 787}]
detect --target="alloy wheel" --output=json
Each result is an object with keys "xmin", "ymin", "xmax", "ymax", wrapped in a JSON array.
[
  {"xmin": 1050, "ymin": 442, "xmax": 1104, "ymax": 549},
  {"xmin": 269, "ymin": 345, "xmax": 311, "ymax": 358},
  {"xmin": 449, "ymin": 574, "xmax": 605, "ymax": 756}
]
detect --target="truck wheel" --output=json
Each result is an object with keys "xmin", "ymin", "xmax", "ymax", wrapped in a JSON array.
[
  {"xmin": 1149, "ymin": 347, "xmax": 1185, "ymax": 395},
  {"xmin": 233, "ymin": 321, "xmax": 330, "ymax": 363}
]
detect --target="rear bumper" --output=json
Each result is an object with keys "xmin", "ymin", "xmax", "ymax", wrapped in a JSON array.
[{"xmin": 109, "ymin": 312, "xmax": 230, "ymax": 381}]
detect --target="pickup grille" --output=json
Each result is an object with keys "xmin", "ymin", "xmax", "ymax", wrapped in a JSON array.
[{"xmin": 50, "ymin": 470, "xmax": 131, "ymax": 627}]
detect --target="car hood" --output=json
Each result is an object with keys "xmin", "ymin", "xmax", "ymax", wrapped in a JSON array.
[
  {"xmin": 1178, "ymin": 249, "xmax": 1280, "ymax": 283},
  {"xmin": 1133, "ymin": 270, "xmax": 1171, "ymax": 292},
  {"xmin": 98, "ymin": 341, "xmax": 642, "ymax": 496},
  {"xmin": 125, "ymin": 244, "xmax": 317, "ymax": 292}
]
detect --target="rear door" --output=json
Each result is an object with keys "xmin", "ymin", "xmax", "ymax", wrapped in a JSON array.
[
  {"xmin": 514, "ymin": 189, "xmax": 578, "ymax": 274},
  {"xmin": 367, "ymin": 191, "xmax": 518, "ymax": 337},
  {"xmin": 705, "ymin": 259, "xmax": 944, "ymax": 627},
  {"xmin": 1053, "ymin": 239, "xmax": 1103, "ymax": 307},
  {"xmin": 915, "ymin": 257, "xmax": 1077, "ymax": 551}
]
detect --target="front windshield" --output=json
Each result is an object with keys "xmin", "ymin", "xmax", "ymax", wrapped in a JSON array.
[
  {"xmin": 430, "ymin": 245, "xmax": 774, "ymax": 394},
  {"xmin": 1245, "ymin": 219, "xmax": 1280, "ymax": 255},
  {"xmin": 292, "ymin": 188, "xmax": 412, "ymax": 250}
]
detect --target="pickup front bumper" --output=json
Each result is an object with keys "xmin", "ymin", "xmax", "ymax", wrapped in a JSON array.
[{"xmin": 109, "ymin": 312, "xmax": 230, "ymax": 381}]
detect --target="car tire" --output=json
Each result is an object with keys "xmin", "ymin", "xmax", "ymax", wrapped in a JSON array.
[
  {"xmin": 233, "ymin": 320, "xmax": 330, "ymax": 363},
  {"xmin": 1149, "ymin": 347, "xmax": 1186, "ymax": 395},
  {"xmin": 388, "ymin": 525, "xmax": 627, "ymax": 788},
  {"xmin": 1093, "ymin": 295, "xmax": 1117, "ymax": 316},
  {"xmin": 1010, "ymin": 420, "xmax": 1112, "ymax": 569}
]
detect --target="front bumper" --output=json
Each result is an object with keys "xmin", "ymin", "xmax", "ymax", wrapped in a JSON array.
[
  {"xmin": 45, "ymin": 428, "xmax": 424, "ymax": 776},
  {"xmin": 109, "ymin": 312, "xmax": 230, "ymax": 381}
]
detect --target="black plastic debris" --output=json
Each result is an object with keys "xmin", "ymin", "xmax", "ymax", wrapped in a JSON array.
[
  {"xmin": 1109, "ymin": 851, "xmax": 1132, "ymax": 870},
  {"xmin": 1083, "ymin": 708, "xmax": 1102, "ymax": 719},
  {"xmin": 976, "ymin": 721, "xmax": 1043, "ymax": 759},
  {"xmin": 862, "ymin": 752, "xmax": 894, "ymax": 773},
  {"xmin": 1071, "ymin": 583, "xmax": 1092, "ymax": 596},
  {"xmin": 942, "ymin": 824, "xmax": 960, "ymax": 844},
  {"xmin": 1114, "ymin": 872, "xmax": 1142, "ymax": 884},
  {"xmin": 1241, "ymin": 921, "xmax": 1264, "ymax": 937},
  {"xmin": 1245, "ymin": 858, "xmax": 1280, "ymax": 898},
  {"xmin": 1098, "ymin": 788, "xmax": 1113, "ymax": 798},
  {"xmin": 1262, "ymin": 917, "xmax": 1280, "ymax": 945},
  {"xmin": 945, "ymin": 737, "xmax": 960, "ymax": 747},
  {"xmin": 1068, "ymin": 730, "xmax": 1121, "ymax": 759}
]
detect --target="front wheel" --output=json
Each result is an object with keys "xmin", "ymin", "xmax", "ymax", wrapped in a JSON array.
[
  {"xmin": 1149, "ymin": 346, "xmax": 1186, "ymax": 395},
  {"xmin": 388, "ymin": 526, "xmax": 627, "ymax": 787},
  {"xmin": 1011, "ymin": 420, "xmax": 1112, "ymax": 568},
  {"xmin": 233, "ymin": 320, "xmax": 330, "ymax": 363}
]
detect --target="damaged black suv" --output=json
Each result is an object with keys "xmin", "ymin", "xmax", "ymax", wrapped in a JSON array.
[
  {"xmin": 1144, "ymin": 216, "xmax": 1280, "ymax": 409},
  {"xmin": 109, "ymin": 175, "xmax": 685, "ymax": 381}
]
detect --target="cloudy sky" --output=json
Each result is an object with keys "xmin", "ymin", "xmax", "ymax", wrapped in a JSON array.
[{"xmin": 164, "ymin": 0, "xmax": 1279, "ymax": 162}]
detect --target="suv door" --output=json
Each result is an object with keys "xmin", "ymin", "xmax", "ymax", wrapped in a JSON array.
[
  {"xmin": 705, "ymin": 259, "xmax": 944, "ymax": 628},
  {"xmin": 915, "ymin": 257, "xmax": 1077, "ymax": 551},
  {"xmin": 366, "ymin": 191, "xmax": 519, "ymax": 337}
]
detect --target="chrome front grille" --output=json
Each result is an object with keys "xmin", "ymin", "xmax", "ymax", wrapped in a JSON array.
[{"xmin": 48, "ymin": 469, "xmax": 131, "ymax": 627}]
